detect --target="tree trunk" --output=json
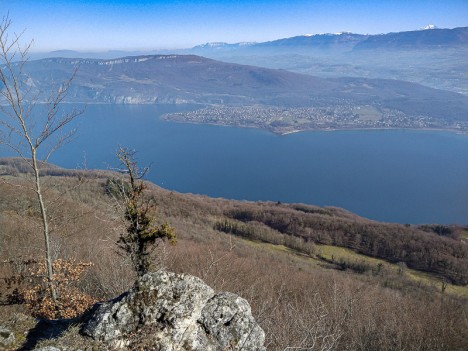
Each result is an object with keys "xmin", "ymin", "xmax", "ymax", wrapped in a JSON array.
[{"xmin": 31, "ymin": 149, "xmax": 58, "ymax": 309}]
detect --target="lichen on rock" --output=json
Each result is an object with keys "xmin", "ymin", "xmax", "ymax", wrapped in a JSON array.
[
  {"xmin": 81, "ymin": 270, "xmax": 265, "ymax": 350},
  {"xmin": 0, "ymin": 326, "xmax": 15, "ymax": 349}
]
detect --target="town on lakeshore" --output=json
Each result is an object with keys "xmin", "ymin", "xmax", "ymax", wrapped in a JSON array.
[{"xmin": 163, "ymin": 104, "xmax": 468, "ymax": 135}]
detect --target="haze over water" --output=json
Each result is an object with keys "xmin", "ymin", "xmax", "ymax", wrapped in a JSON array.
[{"xmin": 40, "ymin": 104, "xmax": 467, "ymax": 225}]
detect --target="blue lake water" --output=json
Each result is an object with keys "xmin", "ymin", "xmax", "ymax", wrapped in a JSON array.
[{"xmin": 8, "ymin": 104, "xmax": 468, "ymax": 224}]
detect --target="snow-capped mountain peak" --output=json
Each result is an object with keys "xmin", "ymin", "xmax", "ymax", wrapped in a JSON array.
[
  {"xmin": 420, "ymin": 24, "xmax": 437, "ymax": 30},
  {"xmin": 302, "ymin": 31, "xmax": 353, "ymax": 37}
]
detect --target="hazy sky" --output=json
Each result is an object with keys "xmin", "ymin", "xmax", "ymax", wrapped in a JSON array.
[{"xmin": 3, "ymin": 0, "xmax": 468, "ymax": 52}]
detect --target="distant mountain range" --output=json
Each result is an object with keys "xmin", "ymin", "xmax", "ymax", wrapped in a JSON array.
[
  {"xmin": 25, "ymin": 26, "xmax": 468, "ymax": 97},
  {"xmin": 29, "ymin": 26, "xmax": 468, "ymax": 61},
  {"xmin": 187, "ymin": 26, "xmax": 468, "ymax": 96},
  {"xmin": 18, "ymin": 54, "xmax": 468, "ymax": 131},
  {"xmin": 192, "ymin": 26, "xmax": 468, "ymax": 53},
  {"xmin": 354, "ymin": 27, "xmax": 468, "ymax": 50}
]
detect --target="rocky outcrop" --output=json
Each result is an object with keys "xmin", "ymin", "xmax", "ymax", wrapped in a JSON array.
[
  {"xmin": 0, "ymin": 326, "xmax": 15, "ymax": 349},
  {"xmin": 81, "ymin": 271, "xmax": 265, "ymax": 350}
]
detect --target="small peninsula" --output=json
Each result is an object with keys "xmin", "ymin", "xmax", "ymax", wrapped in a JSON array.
[{"xmin": 162, "ymin": 104, "xmax": 468, "ymax": 135}]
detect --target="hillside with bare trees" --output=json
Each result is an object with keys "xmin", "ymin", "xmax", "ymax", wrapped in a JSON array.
[{"xmin": 1, "ymin": 158, "xmax": 467, "ymax": 350}]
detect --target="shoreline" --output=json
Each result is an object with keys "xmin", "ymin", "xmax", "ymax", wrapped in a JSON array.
[
  {"xmin": 161, "ymin": 117, "xmax": 468, "ymax": 136},
  {"xmin": 277, "ymin": 126, "xmax": 468, "ymax": 136},
  {"xmin": 21, "ymin": 102, "xmax": 467, "ymax": 136}
]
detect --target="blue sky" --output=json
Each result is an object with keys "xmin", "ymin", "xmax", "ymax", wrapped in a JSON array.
[{"xmin": 2, "ymin": 0, "xmax": 468, "ymax": 52}]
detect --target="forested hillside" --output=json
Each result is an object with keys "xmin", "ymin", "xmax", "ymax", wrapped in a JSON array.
[{"xmin": 1, "ymin": 158, "xmax": 467, "ymax": 350}]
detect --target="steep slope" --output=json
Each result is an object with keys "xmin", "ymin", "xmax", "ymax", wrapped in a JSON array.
[{"xmin": 22, "ymin": 55, "xmax": 335, "ymax": 105}]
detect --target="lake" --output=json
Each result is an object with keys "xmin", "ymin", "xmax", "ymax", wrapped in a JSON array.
[{"xmin": 14, "ymin": 104, "xmax": 468, "ymax": 224}]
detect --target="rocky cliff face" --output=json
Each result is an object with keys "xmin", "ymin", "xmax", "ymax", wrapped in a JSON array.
[{"xmin": 29, "ymin": 271, "xmax": 265, "ymax": 350}]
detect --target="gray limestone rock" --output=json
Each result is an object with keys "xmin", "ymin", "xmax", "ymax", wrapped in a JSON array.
[
  {"xmin": 82, "ymin": 270, "xmax": 265, "ymax": 350},
  {"xmin": 0, "ymin": 326, "xmax": 15, "ymax": 348},
  {"xmin": 199, "ymin": 292, "xmax": 265, "ymax": 350}
]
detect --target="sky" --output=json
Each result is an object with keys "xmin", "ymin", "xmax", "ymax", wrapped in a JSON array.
[{"xmin": 2, "ymin": 0, "xmax": 468, "ymax": 52}]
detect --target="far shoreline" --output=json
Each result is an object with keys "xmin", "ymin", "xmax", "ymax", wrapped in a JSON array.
[
  {"xmin": 160, "ymin": 116, "xmax": 468, "ymax": 136},
  {"xmin": 277, "ymin": 126, "xmax": 468, "ymax": 136},
  {"xmin": 25, "ymin": 102, "xmax": 468, "ymax": 136}
]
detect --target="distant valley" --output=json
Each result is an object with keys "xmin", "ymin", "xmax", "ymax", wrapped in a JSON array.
[{"xmin": 191, "ymin": 26, "xmax": 468, "ymax": 95}]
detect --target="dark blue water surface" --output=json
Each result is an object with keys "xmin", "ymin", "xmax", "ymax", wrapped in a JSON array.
[{"xmin": 16, "ymin": 104, "xmax": 468, "ymax": 224}]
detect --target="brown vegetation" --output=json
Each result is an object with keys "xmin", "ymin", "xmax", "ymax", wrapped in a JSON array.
[
  {"xmin": 221, "ymin": 203, "xmax": 468, "ymax": 285},
  {"xmin": 20, "ymin": 259, "xmax": 96, "ymax": 319},
  {"xmin": 1, "ymin": 158, "xmax": 467, "ymax": 350}
]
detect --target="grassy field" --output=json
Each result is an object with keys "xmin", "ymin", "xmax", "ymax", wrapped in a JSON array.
[
  {"xmin": 316, "ymin": 244, "xmax": 468, "ymax": 297},
  {"xmin": 244, "ymin": 237, "xmax": 468, "ymax": 298}
]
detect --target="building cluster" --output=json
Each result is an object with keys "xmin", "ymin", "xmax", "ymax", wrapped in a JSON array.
[{"xmin": 163, "ymin": 104, "xmax": 468, "ymax": 133}]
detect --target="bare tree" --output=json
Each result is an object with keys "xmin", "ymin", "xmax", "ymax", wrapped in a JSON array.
[{"xmin": 0, "ymin": 15, "xmax": 81, "ymax": 312}]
